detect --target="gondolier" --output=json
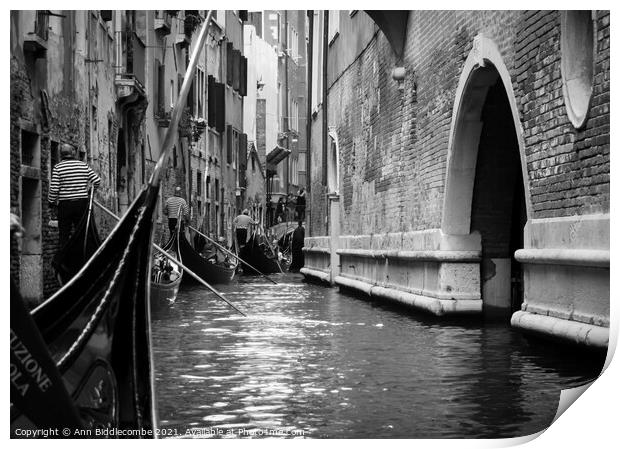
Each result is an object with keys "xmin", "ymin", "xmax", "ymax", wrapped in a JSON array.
[
  {"xmin": 164, "ymin": 187, "xmax": 189, "ymax": 234},
  {"xmin": 233, "ymin": 209, "xmax": 256, "ymax": 248},
  {"xmin": 48, "ymin": 144, "xmax": 101, "ymax": 247}
]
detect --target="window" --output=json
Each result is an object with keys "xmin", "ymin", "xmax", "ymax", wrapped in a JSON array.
[
  {"xmin": 21, "ymin": 129, "xmax": 40, "ymax": 168},
  {"xmin": 170, "ymin": 79, "xmax": 174, "ymax": 109},
  {"xmin": 206, "ymin": 175, "xmax": 210, "ymax": 198},
  {"xmin": 327, "ymin": 130, "xmax": 339, "ymax": 194},
  {"xmin": 561, "ymin": 11, "xmax": 595, "ymax": 129},
  {"xmin": 195, "ymin": 67, "xmax": 205, "ymax": 118},
  {"xmin": 328, "ymin": 10, "xmax": 339, "ymax": 45}
]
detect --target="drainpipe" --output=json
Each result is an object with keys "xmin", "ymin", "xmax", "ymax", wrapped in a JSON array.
[
  {"xmin": 306, "ymin": 10, "xmax": 313, "ymax": 232},
  {"xmin": 87, "ymin": 10, "xmax": 92, "ymax": 165},
  {"xmin": 322, "ymin": 10, "xmax": 328, "ymax": 234},
  {"xmin": 284, "ymin": 10, "xmax": 290, "ymax": 205}
]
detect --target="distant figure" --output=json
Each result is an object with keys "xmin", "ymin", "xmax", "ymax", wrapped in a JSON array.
[
  {"xmin": 48, "ymin": 144, "xmax": 101, "ymax": 247},
  {"xmin": 296, "ymin": 187, "xmax": 306, "ymax": 220},
  {"xmin": 289, "ymin": 221, "xmax": 305, "ymax": 272},
  {"xmin": 164, "ymin": 186, "xmax": 189, "ymax": 235},
  {"xmin": 233, "ymin": 209, "xmax": 256, "ymax": 248},
  {"xmin": 276, "ymin": 197, "xmax": 285, "ymax": 223}
]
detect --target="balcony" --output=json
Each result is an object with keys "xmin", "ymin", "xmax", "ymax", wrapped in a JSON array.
[
  {"xmin": 156, "ymin": 109, "xmax": 171, "ymax": 128},
  {"xmin": 115, "ymin": 33, "xmax": 146, "ymax": 103},
  {"xmin": 154, "ymin": 11, "xmax": 172, "ymax": 36},
  {"xmin": 23, "ymin": 11, "xmax": 48, "ymax": 57}
]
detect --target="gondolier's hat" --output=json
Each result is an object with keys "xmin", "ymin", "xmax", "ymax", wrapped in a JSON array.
[{"xmin": 60, "ymin": 144, "xmax": 75, "ymax": 158}]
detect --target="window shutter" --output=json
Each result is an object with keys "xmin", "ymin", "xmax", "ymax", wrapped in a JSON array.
[
  {"xmin": 226, "ymin": 42, "xmax": 234, "ymax": 86},
  {"xmin": 158, "ymin": 62, "xmax": 166, "ymax": 114},
  {"xmin": 207, "ymin": 75, "xmax": 215, "ymax": 128},
  {"xmin": 232, "ymin": 49, "xmax": 241, "ymax": 92},
  {"xmin": 215, "ymin": 82, "xmax": 225, "ymax": 133},
  {"xmin": 240, "ymin": 56, "xmax": 247, "ymax": 97},
  {"xmin": 239, "ymin": 133, "xmax": 248, "ymax": 169},
  {"xmin": 226, "ymin": 125, "xmax": 233, "ymax": 163}
]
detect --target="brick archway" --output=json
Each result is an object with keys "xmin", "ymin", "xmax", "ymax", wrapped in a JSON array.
[{"xmin": 442, "ymin": 35, "xmax": 531, "ymax": 236}]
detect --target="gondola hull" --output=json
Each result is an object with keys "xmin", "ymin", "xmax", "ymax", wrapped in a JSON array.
[
  {"xmin": 11, "ymin": 188, "xmax": 158, "ymax": 434},
  {"xmin": 238, "ymin": 234, "xmax": 282, "ymax": 275},
  {"xmin": 151, "ymin": 233, "xmax": 183, "ymax": 309},
  {"xmin": 150, "ymin": 276, "xmax": 181, "ymax": 309},
  {"xmin": 178, "ymin": 233, "xmax": 236, "ymax": 284}
]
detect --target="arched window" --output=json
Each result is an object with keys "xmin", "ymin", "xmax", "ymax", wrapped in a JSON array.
[
  {"xmin": 327, "ymin": 129, "xmax": 340, "ymax": 194},
  {"xmin": 561, "ymin": 11, "xmax": 595, "ymax": 129}
]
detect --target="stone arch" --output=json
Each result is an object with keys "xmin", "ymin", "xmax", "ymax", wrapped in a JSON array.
[{"xmin": 441, "ymin": 34, "xmax": 531, "ymax": 235}]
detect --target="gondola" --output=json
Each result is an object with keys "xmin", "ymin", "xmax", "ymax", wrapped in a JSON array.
[
  {"xmin": 277, "ymin": 227, "xmax": 294, "ymax": 271},
  {"xmin": 179, "ymin": 230, "xmax": 237, "ymax": 285},
  {"xmin": 11, "ymin": 187, "xmax": 159, "ymax": 434},
  {"xmin": 150, "ymin": 228, "xmax": 183, "ymax": 309},
  {"xmin": 238, "ymin": 230, "xmax": 283, "ymax": 275},
  {"xmin": 52, "ymin": 190, "xmax": 101, "ymax": 286},
  {"xmin": 10, "ymin": 13, "xmax": 215, "ymax": 436}
]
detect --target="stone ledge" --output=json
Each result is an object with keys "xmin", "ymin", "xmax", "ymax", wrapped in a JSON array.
[
  {"xmin": 334, "ymin": 275, "xmax": 482, "ymax": 316},
  {"xmin": 515, "ymin": 248, "xmax": 609, "ymax": 267},
  {"xmin": 303, "ymin": 247, "xmax": 331, "ymax": 254},
  {"xmin": 511, "ymin": 311, "xmax": 609, "ymax": 348},
  {"xmin": 523, "ymin": 303, "xmax": 609, "ymax": 328},
  {"xmin": 337, "ymin": 248, "xmax": 480, "ymax": 262},
  {"xmin": 301, "ymin": 267, "xmax": 331, "ymax": 284},
  {"xmin": 337, "ymin": 272, "xmax": 480, "ymax": 301}
]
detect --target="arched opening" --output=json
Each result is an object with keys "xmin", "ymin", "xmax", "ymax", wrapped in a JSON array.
[
  {"xmin": 327, "ymin": 129, "xmax": 340, "ymax": 194},
  {"xmin": 471, "ymin": 77, "xmax": 527, "ymax": 316},
  {"xmin": 442, "ymin": 36, "xmax": 529, "ymax": 318}
]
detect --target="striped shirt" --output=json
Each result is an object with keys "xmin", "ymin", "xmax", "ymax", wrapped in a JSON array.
[
  {"xmin": 164, "ymin": 196, "xmax": 189, "ymax": 219},
  {"xmin": 48, "ymin": 159, "xmax": 101, "ymax": 203}
]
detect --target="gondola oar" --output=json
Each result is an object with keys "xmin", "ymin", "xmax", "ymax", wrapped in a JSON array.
[
  {"xmin": 189, "ymin": 225, "xmax": 278, "ymax": 285},
  {"xmin": 83, "ymin": 185, "xmax": 95, "ymax": 258},
  {"xmin": 93, "ymin": 199, "xmax": 246, "ymax": 317}
]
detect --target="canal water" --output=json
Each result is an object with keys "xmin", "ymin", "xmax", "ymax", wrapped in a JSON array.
[{"xmin": 151, "ymin": 273, "xmax": 604, "ymax": 439}]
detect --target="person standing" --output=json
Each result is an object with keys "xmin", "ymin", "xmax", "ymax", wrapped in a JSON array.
[
  {"xmin": 276, "ymin": 197, "xmax": 285, "ymax": 224},
  {"xmin": 289, "ymin": 220, "xmax": 305, "ymax": 272},
  {"xmin": 48, "ymin": 144, "xmax": 101, "ymax": 247},
  {"xmin": 164, "ymin": 186, "xmax": 189, "ymax": 235},
  {"xmin": 233, "ymin": 209, "xmax": 256, "ymax": 248},
  {"xmin": 296, "ymin": 187, "xmax": 306, "ymax": 221}
]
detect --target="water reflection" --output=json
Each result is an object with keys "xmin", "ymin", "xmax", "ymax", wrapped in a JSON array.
[{"xmin": 151, "ymin": 274, "xmax": 603, "ymax": 438}]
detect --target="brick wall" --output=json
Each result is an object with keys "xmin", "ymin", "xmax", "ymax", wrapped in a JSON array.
[
  {"xmin": 314, "ymin": 10, "xmax": 609, "ymax": 239},
  {"xmin": 515, "ymin": 10, "xmax": 610, "ymax": 218}
]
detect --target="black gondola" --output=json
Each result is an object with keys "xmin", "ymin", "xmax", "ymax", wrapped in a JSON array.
[
  {"xmin": 179, "ymin": 230, "xmax": 237, "ymax": 285},
  {"xmin": 238, "ymin": 230, "xmax": 283, "ymax": 275},
  {"xmin": 11, "ymin": 187, "xmax": 159, "ymax": 434},
  {"xmin": 151, "ymin": 229, "xmax": 183, "ymax": 309},
  {"xmin": 10, "ymin": 12, "xmax": 215, "ymax": 436}
]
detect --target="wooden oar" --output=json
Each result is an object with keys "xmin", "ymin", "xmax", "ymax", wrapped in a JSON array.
[
  {"xmin": 83, "ymin": 185, "xmax": 95, "ymax": 258},
  {"xmin": 94, "ymin": 199, "xmax": 245, "ymax": 316},
  {"xmin": 188, "ymin": 225, "xmax": 278, "ymax": 285}
]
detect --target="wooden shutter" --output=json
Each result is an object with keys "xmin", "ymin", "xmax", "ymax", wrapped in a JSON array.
[
  {"xmin": 157, "ymin": 62, "xmax": 165, "ymax": 114},
  {"xmin": 239, "ymin": 133, "xmax": 248, "ymax": 170},
  {"xmin": 207, "ymin": 75, "xmax": 216, "ymax": 128},
  {"xmin": 226, "ymin": 125, "xmax": 233, "ymax": 163},
  {"xmin": 226, "ymin": 42, "xmax": 233, "ymax": 86},
  {"xmin": 215, "ymin": 82, "xmax": 225, "ymax": 133},
  {"xmin": 232, "ymin": 49, "xmax": 241, "ymax": 92},
  {"xmin": 239, "ymin": 56, "xmax": 247, "ymax": 97}
]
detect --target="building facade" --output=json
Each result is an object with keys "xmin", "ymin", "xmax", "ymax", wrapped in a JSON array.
[
  {"xmin": 10, "ymin": 10, "xmax": 248, "ymax": 304},
  {"xmin": 303, "ymin": 10, "xmax": 610, "ymax": 349}
]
